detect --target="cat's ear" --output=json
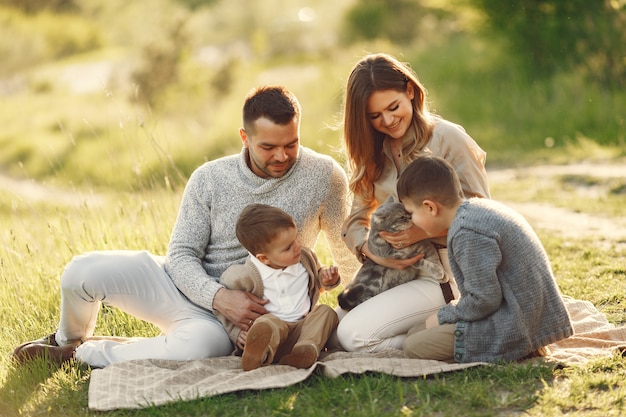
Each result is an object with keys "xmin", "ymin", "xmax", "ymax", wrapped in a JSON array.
[{"xmin": 384, "ymin": 195, "xmax": 397, "ymax": 204}]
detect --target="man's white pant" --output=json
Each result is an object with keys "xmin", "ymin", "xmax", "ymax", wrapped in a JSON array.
[{"xmin": 55, "ymin": 250, "xmax": 232, "ymax": 368}]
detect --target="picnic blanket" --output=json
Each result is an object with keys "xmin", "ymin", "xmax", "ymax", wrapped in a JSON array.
[{"xmin": 88, "ymin": 297, "xmax": 626, "ymax": 411}]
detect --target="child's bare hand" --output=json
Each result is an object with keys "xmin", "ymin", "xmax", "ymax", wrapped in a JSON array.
[
  {"xmin": 321, "ymin": 265, "xmax": 340, "ymax": 286},
  {"xmin": 236, "ymin": 330, "xmax": 248, "ymax": 351},
  {"xmin": 425, "ymin": 312, "xmax": 440, "ymax": 329}
]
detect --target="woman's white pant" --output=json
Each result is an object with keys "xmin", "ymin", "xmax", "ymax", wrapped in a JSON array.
[
  {"xmin": 55, "ymin": 250, "xmax": 232, "ymax": 368},
  {"xmin": 336, "ymin": 248, "xmax": 457, "ymax": 352}
]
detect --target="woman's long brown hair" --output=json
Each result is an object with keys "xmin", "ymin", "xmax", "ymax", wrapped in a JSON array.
[{"xmin": 343, "ymin": 53, "xmax": 434, "ymax": 206}]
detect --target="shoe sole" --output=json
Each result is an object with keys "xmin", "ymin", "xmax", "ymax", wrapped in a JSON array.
[
  {"xmin": 279, "ymin": 344, "xmax": 318, "ymax": 369},
  {"xmin": 241, "ymin": 322, "xmax": 273, "ymax": 371}
]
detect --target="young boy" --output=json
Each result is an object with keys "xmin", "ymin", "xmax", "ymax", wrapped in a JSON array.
[
  {"xmin": 396, "ymin": 156, "xmax": 573, "ymax": 363},
  {"xmin": 216, "ymin": 203, "xmax": 340, "ymax": 370}
]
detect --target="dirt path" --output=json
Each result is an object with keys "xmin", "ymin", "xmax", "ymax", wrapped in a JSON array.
[
  {"xmin": 0, "ymin": 174, "xmax": 104, "ymax": 206},
  {"xmin": 488, "ymin": 163, "xmax": 626, "ymax": 240},
  {"xmin": 2, "ymin": 162, "xmax": 625, "ymax": 240}
]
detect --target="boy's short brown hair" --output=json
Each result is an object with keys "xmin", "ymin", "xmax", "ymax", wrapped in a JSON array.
[
  {"xmin": 236, "ymin": 204, "xmax": 296, "ymax": 255},
  {"xmin": 397, "ymin": 155, "xmax": 464, "ymax": 207}
]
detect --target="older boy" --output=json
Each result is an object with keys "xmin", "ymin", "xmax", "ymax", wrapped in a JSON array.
[
  {"xmin": 217, "ymin": 204, "xmax": 339, "ymax": 370},
  {"xmin": 396, "ymin": 155, "xmax": 573, "ymax": 363}
]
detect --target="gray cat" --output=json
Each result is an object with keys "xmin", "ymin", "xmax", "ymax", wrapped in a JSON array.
[{"xmin": 338, "ymin": 198, "xmax": 445, "ymax": 311}]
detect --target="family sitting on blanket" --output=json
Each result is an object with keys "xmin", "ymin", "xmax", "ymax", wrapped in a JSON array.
[{"xmin": 13, "ymin": 54, "xmax": 574, "ymax": 369}]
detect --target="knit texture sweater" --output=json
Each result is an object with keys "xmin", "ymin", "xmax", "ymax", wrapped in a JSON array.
[
  {"xmin": 438, "ymin": 198, "xmax": 573, "ymax": 363},
  {"xmin": 216, "ymin": 247, "xmax": 337, "ymax": 346},
  {"xmin": 164, "ymin": 147, "xmax": 359, "ymax": 313}
]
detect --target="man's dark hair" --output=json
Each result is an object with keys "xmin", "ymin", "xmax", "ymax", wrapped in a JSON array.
[{"xmin": 242, "ymin": 86, "xmax": 301, "ymax": 134}]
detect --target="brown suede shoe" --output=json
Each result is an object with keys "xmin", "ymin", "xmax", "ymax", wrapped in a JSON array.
[
  {"xmin": 241, "ymin": 322, "xmax": 273, "ymax": 371},
  {"xmin": 12, "ymin": 333, "xmax": 80, "ymax": 365},
  {"xmin": 279, "ymin": 343, "xmax": 318, "ymax": 369}
]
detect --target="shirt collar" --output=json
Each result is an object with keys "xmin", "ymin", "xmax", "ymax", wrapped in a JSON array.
[{"xmin": 248, "ymin": 253, "xmax": 300, "ymax": 278}]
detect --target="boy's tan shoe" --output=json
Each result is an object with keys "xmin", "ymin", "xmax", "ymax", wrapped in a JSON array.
[
  {"xmin": 241, "ymin": 322, "xmax": 273, "ymax": 371},
  {"xmin": 279, "ymin": 343, "xmax": 318, "ymax": 369}
]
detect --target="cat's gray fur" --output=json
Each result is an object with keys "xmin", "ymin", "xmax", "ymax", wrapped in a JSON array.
[{"xmin": 338, "ymin": 198, "xmax": 445, "ymax": 311}]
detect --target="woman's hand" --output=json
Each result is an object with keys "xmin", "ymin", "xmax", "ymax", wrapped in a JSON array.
[
  {"xmin": 378, "ymin": 224, "xmax": 428, "ymax": 250},
  {"xmin": 361, "ymin": 241, "xmax": 425, "ymax": 270}
]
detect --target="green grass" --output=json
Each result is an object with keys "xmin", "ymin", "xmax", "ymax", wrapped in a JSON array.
[{"xmin": 2, "ymin": 158, "xmax": 626, "ymax": 416}]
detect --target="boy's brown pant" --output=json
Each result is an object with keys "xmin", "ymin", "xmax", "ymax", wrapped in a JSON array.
[
  {"xmin": 253, "ymin": 304, "xmax": 338, "ymax": 364},
  {"xmin": 403, "ymin": 323, "xmax": 456, "ymax": 362}
]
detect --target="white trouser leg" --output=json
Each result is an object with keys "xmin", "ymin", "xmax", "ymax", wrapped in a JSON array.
[
  {"xmin": 336, "ymin": 278, "xmax": 445, "ymax": 352},
  {"xmin": 75, "ymin": 318, "xmax": 232, "ymax": 368},
  {"xmin": 55, "ymin": 250, "xmax": 232, "ymax": 367},
  {"xmin": 335, "ymin": 248, "xmax": 455, "ymax": 352}
]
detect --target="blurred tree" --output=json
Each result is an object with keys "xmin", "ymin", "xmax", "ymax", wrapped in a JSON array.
[
  {"xmin": 0, "ymin": 6, "xmax": 102, "ymax": 75},
  {"xmin": 342, "ymin": 0, "xmax": 426, "ymax": 44},
  {"xmin": 173, "ymin": 0, "xmax": 218, "ymax": 10},
  {"xmin": 131, "ymin": 18, "xmax": 188, "ymax": 106},
  {"xmin": 473, "ymin": 0, "xmax": 626, "ymax": 87},
  {"xmin": 0, "ymin": 0, "xmax": 77, "ymax": 13}
]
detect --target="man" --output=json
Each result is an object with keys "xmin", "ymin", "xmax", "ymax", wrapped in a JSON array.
[{"xmin": 13, "ymin": 86, "xmax": 359, "ymax": 368}]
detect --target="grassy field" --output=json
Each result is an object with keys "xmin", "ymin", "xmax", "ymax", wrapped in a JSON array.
[
  {"xmin": 1, "ymin": 163, "xmax": 626, "ymax": 416},
  {"xmin": 2, "ymin": 1, "xmax": 626, "ymax": 415}
]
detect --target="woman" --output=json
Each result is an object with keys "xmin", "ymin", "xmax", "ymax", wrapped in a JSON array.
[{"xmin": 337, "ymin": 53, "xmax": 491, "ymax": 352}]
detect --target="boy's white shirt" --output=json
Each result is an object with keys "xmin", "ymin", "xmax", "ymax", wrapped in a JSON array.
[{"xmin": 248, "ymin": 253, "xmax": 311, "ymax": 322}]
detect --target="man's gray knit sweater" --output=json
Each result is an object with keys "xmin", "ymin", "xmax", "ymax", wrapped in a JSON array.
[
  {"xmin": 164, "ymin": 147, "xmax": 359, "ymax": 313},
  {"xmin": 439, "ymin": 198, "xmax": 573, "ymax": 363}
]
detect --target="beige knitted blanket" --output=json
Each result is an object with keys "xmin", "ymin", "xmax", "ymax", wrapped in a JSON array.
[{"xmin": 88, "ymin": 297, "xmax": 626, "ymax": 411}]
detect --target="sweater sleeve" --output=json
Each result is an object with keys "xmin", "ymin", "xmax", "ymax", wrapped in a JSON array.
[
  {"xmin": 164, "ymin": 168, "xmax": 224, "ymax": 312},
  {"xmin": 340, "ymin": 153, "xmax": 397, "ymax": 260},
  {"xmin": 341, "ymin": 192, "xmax": 374, "ymax": 260},
  {"xmin": 438, "ymin": 231, "xmax": 504, "ymax": 324},
  {"xmin": 428, "ymin": 121, "xmax": 491, "ymax": 199},
  {"xmin": 321, "ymin": 162, "xmax": 362, "ymax": 282}
]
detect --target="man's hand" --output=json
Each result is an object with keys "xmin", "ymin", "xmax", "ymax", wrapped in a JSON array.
[{"xmin": 213, "ymin": 288, "xmax": 269, "ymax": 331}]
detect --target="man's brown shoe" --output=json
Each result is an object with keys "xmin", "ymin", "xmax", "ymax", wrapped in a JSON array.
[
  {"xmin": 12, "ymin": 333, "xmax": 80, "ymax": 365},
  {"xmin": 12, "ymin": 343, "xmax": 77, "ymax": 364}
]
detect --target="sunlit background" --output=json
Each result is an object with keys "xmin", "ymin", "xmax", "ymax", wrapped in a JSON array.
[{"xmin": 1, "ymin": 0, "xmax": 624, "ymax": 191}]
